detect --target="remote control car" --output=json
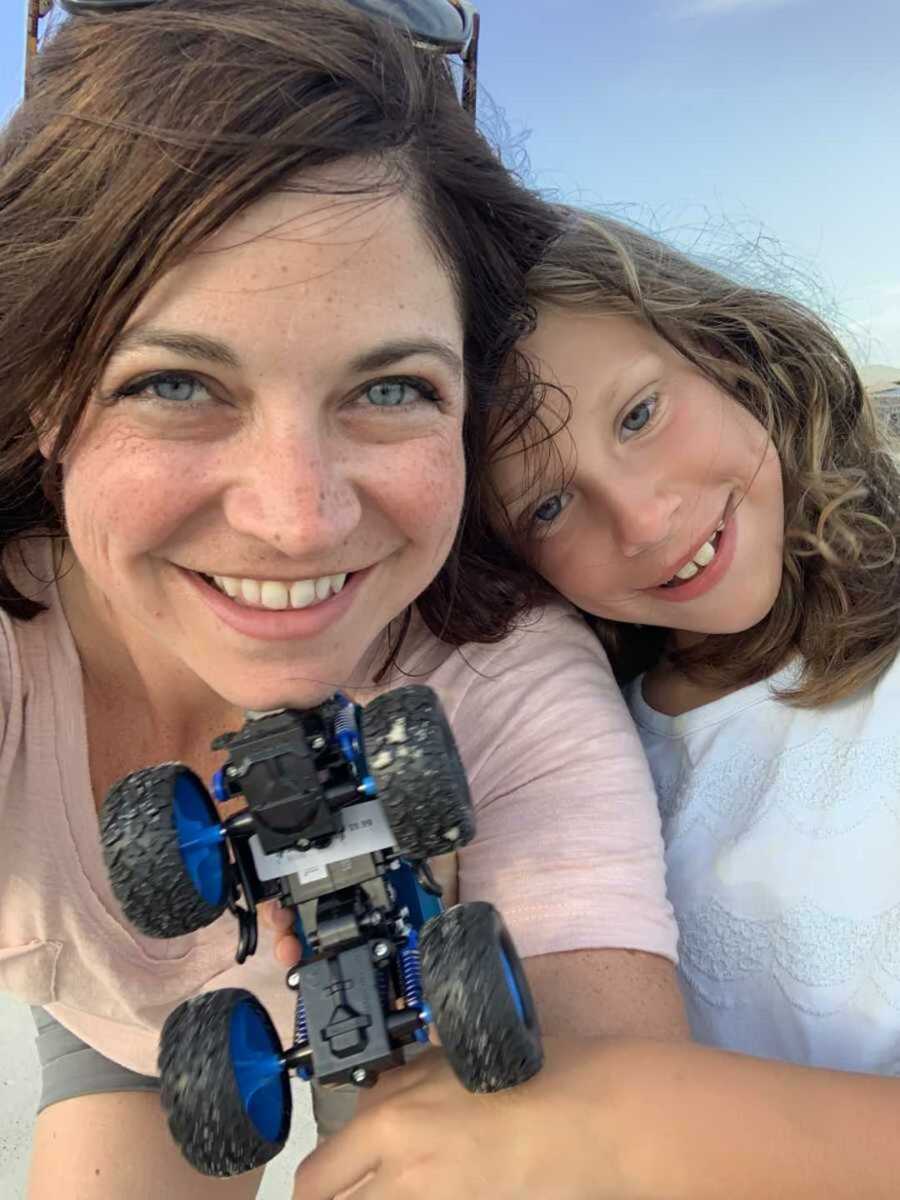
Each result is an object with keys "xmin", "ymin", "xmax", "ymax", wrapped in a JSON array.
[{"xmin": 100, "ymin": 684, "xmax": 543, "ymax": 1177}]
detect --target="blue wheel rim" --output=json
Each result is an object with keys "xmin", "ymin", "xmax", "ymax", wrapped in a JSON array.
[
  {"xmin": 171, "ymin": 772, "xmax": 227, "ymax": 907},
  {"xmin": 500, "ymin": 946, "xmax": 527, "ymax": 1024},
  {"xmin": 229, "ymin": 1000, "xmax": 287, "ymax": 1144}
]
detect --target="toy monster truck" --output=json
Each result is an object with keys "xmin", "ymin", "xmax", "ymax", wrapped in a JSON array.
[{"xmin": 99, "ymin": 684, "xmax": 543, "ymax": 1177}]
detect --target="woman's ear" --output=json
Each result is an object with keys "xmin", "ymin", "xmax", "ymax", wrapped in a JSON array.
[{"xmin": 31, "ymin": 408, "xmax": 61, "ymax": 461}]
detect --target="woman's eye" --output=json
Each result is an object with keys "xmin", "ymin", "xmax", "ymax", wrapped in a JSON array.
[
  {"xmin": 363, "ymin": 378, "xmax": 439, "ymax": 408},
  {"xmin": 113, "ymin": 371, "xmax": 212, "ymax": 406},
  {"xmin": 532, "ymin": 492, "xmax": 571, "ymax": 527},
  {"xmin": 620, "ymin": 395, "xmax": 657, "ymax": 439}
]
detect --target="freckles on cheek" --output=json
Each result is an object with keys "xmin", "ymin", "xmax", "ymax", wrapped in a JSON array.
[{"xmin": 63, "ymin": 426, "xmax": 212, "ymax": 557}]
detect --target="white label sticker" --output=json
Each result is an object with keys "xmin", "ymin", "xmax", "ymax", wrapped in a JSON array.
[{"xmin": 248, "ymin": 799, "xmax": 395, "ymax": 884}]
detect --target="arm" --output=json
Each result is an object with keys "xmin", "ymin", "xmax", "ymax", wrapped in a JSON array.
[
  {"xmin": 525, "ymin": 947, "xmax": 688, "ymax": 1041},
  {"xmin": 564, "ymin": 1035, "xmax": 900, "ymax": 1200},
  {"xmin": 293, "ymin": 1037, "xmax": 900, "ymax": 1200}
]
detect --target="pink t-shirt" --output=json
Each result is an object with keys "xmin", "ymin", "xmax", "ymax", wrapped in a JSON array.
[{"xmin": 0, "ymin": 543, "xmax": 676, "ymax": 1075}]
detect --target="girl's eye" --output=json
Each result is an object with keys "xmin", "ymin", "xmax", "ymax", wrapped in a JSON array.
[
  {"xmin": 362, "ymin": 378, "xmax": 440, "ymax": 408},
  {"xmin": 112, "ymin": 371, "xmax": 213, "ymax": 407},
  {"xmin": 620, "ymin": 395, "xmax": 658, "ymax": 440},
  {"xmin": 531, "ymin": 491, "xmax": 572, "ymax": 528}
]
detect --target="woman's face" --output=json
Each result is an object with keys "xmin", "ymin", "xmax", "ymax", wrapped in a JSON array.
[
  {"xmin": 61, "ymin": 167, "xmax": 466, "ymax": 710},
  {"xmin": 493, "ymin": 309, "xmax": 785, "ymax": 639}
]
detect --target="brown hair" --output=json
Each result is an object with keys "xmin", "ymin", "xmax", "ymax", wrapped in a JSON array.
[
  {"xmin": 0, "ymin": 0, "xmax": 557, "ymax": 650},
  {"xmin": 517, "ymin": 208, "xmax": 899, "ymax": 707}
]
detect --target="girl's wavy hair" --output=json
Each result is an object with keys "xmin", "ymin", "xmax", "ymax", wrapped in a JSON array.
[
  {"xmin": 516, "ymin": 208, "xmax": 899, "ymax": 707},
  {"xmin": 0, "ymin": 0, "xmax": 558, "ymax": 655}
]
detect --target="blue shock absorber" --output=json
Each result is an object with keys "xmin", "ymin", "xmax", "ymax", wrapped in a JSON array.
[
  {"xmin": 333, "ymin": 694, "xmax": 375, "ymax": 796},
  {"xmin": 293, "ymin": 995, "xmax": 311, "ymax": 1080},
  {"xmin": 333, "ymin": 698, "xmax": 358, "ymax": 765},
  {"xmin": 400, "ymin": 930, "xmax": 430, "ymax": 1043}
]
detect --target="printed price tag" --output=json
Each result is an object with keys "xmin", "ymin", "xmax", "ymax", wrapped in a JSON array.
[{"xmin": 249, "ymin": 799, "xmax": 395, "ymax": 883}]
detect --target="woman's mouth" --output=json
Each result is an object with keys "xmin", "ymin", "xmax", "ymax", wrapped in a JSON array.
[
  {"xmin": 199, "ymin": 571, "xmax": 350, "ymax": 611},
  {"xmin": 180, "ymin": 565, "xmax": 366, "ymax": 642}
]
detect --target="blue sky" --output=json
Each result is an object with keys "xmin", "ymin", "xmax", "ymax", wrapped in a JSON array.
[{"xmin": 2, "ymin": 0, "xmax": 898, "ymax": 363}]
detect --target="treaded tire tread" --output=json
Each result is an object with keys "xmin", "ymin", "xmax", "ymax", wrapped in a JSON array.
[
  {"xmin": 420, "ymin": 901, "xmax": 544, "ymax": 1092},
  {"xmin": 360, "ymin": 685, "xmax": 475, "ymax": 860},
  {"xmin": 160, "ymin": 989, "xmax": 290, "ymax": 1177},
  {"xmin": 100, "ymin": 763, "xmax": 228, "ymax": 938}
]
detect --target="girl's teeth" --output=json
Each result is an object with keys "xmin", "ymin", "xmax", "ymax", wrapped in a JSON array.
[
  {"xmin": 674, "ymin": 559, "xmax": 700, "ymax": 581},
  {"xmin": 693, "ymin": 539, "xmax": 716, "ymax": 567}
]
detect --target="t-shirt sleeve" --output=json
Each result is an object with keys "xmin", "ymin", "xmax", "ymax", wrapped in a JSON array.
[{"xmin": 448, "ymin": 606, "xmax": 678, "ymax": 963}]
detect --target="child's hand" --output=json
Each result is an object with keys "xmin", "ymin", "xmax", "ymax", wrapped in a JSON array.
[
  {"xmin": 258, "ymin": 900, "xmax": 301, "ymax": 966},
  {"xmin": 291, "ymin": 1038, "xmax": 629, "ymax": 1200}
]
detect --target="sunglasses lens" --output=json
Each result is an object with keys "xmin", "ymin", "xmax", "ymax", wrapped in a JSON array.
[
  {"xmin": 60, "ymin": 1, "xmax": 160, "ymax": 12},
  {"xmin": 347, "ymin": 0, "xmax": 468, "ymax": 50}
]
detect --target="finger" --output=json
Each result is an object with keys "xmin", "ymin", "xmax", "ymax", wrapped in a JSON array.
[
  {"xmin": 275, "ymin": 932, "xmax": 302, "ymax": 966},
  {"xmin": 259, "ymin": 901, "xmax": 295, "ymax": 931},
  {"xmin": 293, "ymin": 1118, "xmax": 382, "ymax": 1200},
  {"xmin": 271, "ymin": 902, "xmax": 296, "ymax": 931}
]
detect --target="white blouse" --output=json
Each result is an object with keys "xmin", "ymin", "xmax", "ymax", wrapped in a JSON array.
[{"xmin": 627, "ymin": 652, "xmax": 900, "ymax": 1074}]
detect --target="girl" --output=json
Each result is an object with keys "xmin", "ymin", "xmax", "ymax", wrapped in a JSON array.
[
  {"xmin": 298, "ymin": 210, "xmax": 900, "ymax": 1199},
  {"xmin": 0, "ymin": 11, "xmax": 687, "ymax": 1200}
]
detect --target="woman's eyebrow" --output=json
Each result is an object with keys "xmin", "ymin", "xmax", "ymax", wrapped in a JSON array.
[
  {"xmin": 106, "ymin": 329, "xmax": 464, "ymax": 381},
  {"xmin": 348, "ymin": 338, "xmax": 464, "ymax": 380},
  {"xmin": 108, "ymin": 327, "xmax": 242, "ymax": 368}
]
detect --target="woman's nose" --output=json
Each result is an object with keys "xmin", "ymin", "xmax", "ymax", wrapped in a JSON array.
[{"xmin": 222, "ymin": 426, "xmax": 363, "ymax": 561}]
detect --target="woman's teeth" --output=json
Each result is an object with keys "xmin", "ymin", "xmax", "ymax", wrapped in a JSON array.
[{"xmin": 208, "ymin": 572, "xmax": 348, "ymax": 610}]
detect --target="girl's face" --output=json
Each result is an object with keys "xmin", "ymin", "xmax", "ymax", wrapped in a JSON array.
[
  {"xmin": 60, "ymin": 168, "xmax": 466, "ymax": 710},
  {"xmin": 493, "ymin": 309, "xmax": 785, "ymax": 639}
]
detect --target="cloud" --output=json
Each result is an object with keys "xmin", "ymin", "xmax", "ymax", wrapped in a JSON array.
[{"xmin": 675, "ymin": 0, "xmax": 799, "ymax": 16}]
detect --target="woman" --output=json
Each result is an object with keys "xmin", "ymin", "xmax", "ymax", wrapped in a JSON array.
[{"xmin": 0, "ymin": 7, "xmax": 686, "ymax": 1199}]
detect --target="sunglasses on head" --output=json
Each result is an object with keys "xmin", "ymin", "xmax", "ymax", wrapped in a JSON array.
[{"xmin": 26, "ymin": 0, "xmax": 480, "ymax": 113}]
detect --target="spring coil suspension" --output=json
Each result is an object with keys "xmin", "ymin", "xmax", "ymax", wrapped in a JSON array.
[
  {"xmin": 399, "ymin": 930, "xmax": 423, "ymax": 1009},
  {"xmin": 333, "ymin": 697, "xmax": 359, "ymax": 765},
  {"xmin": 293, "ymin": 994, "xmax": 312, "ymax": 1080},
  {"xmin": 294, "ymin": 995, "xmax": 309, "ymax": 1045}
]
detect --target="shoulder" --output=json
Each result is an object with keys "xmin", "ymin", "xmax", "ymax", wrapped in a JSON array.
[
  {"xmin": 401, "ymin": 602, "xmax": 634, "ymax": 746},
  {"xmin": 400, "ymin": 603, "xmax": 650, "ymax": 787},
  {"xmin": 420, "ymin": 601, "xmax": 615, "ymax": 699},
  {"xmin": 0, "ymin": 540, "xmax": 72, "ymax": 756}
]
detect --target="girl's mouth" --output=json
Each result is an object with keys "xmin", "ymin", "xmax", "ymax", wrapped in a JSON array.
[{"xmin": 659, "ymin": 526, "xmax": 724, "ymax": 589}]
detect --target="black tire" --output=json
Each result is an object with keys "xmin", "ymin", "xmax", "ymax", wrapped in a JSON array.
[
  {"xmin": 159, "ymin": 989, "xmax": 291, "ymax": 1177},
  {"xmin": 360, "ymin": 685, "xmax": 475, "ymax": 860},
  {"xmin": 100, "ymin": 763, "xmax": 229, "ymax": 938},
  {"xmin": 420, "ymin": 901, "xmax": 543, "ymax": 1092}
]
